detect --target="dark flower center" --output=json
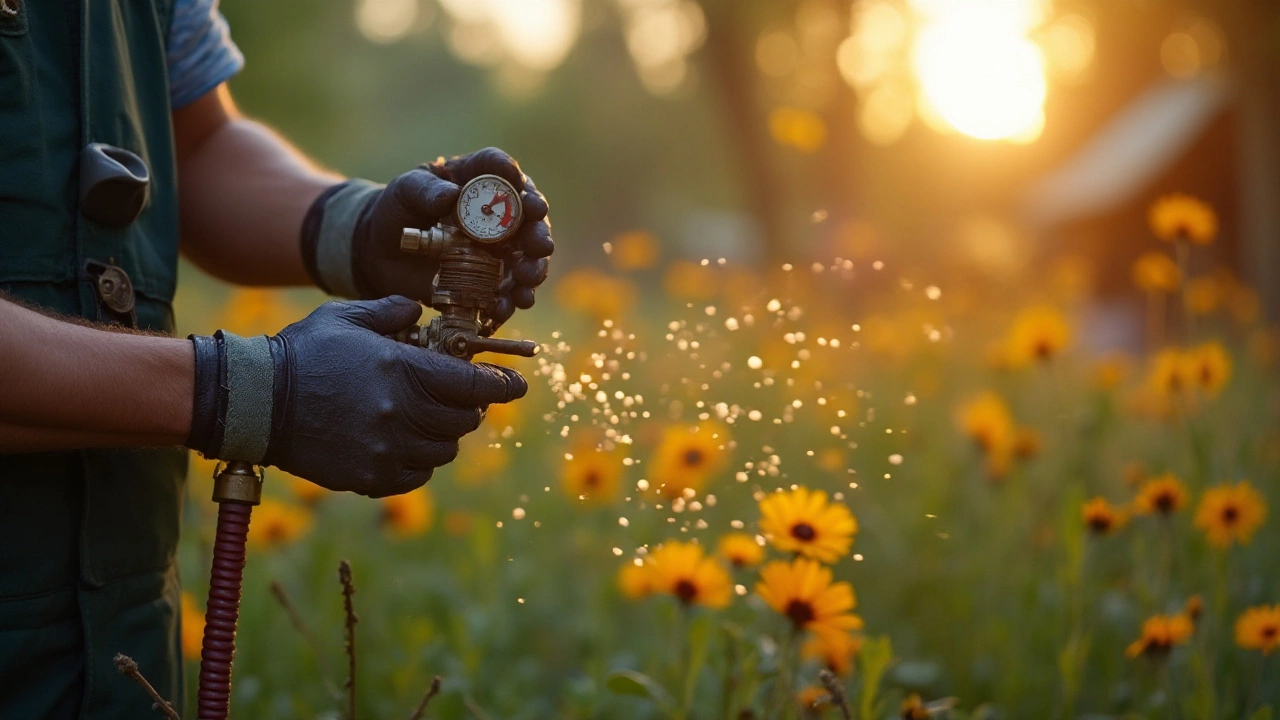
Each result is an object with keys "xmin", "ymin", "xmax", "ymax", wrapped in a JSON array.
[
  {"xmin": 583, "ymin": 471, "xmax": 600, "ymax": 488},
  {"xmin": 683, "ymin": 449, "xmax": 705, "ymax": 467},
  {"xmin": 1154, "ymin": 492, "xmax": 1176, "ymax": 512},
  {"xmin": 674, "ymin": 579, "xmax": 698, "ymax": 604},
  {"xmin": 1263, "ymin": 625, "xmax": 1278, "ymax": 640},
  {"xmin": 1221, "ymin": 505, "xmax": 1239, "ymax": 524},
  {"xmin": 791, "ymin": 523, "xmax": 817, "ymax": 542},
  {"xmin": 785, "ymin": 599, "xmax": 815, "ymax": 627},
  {"xmin": 1034, "ymin": 339, "xmax": 1053, "ymax": 359},
  {"xmin": 1087, "ymin": 515, "xmax": 1112, "ymax": 533}
]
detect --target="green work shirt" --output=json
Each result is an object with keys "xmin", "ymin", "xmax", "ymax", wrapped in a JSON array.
[{"xmin": 0, "ymin": 1, "xmax": 188, "ymax": 717}]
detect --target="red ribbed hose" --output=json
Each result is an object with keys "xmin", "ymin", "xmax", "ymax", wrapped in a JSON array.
[{"xmin": 197, "ymin": 501, "xmax": 253, "ymax": 720}]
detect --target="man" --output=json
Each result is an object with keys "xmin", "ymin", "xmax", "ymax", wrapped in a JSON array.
[{"xmin": 0, "ymin": 1, "xmax": 553, "ymax": 716}]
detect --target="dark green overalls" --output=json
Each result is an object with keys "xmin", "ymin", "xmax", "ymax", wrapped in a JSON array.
[{"xmin": 0, "ymin": 1, "xmax": 188, "ymax": 717}]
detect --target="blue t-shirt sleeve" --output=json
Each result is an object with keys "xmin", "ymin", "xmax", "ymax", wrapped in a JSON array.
[{"xmin": 167, "ymin": 0, "xmax": 245, "ymax": 109}]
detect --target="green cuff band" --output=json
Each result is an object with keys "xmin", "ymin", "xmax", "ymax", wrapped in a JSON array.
[
  {"xmin": 221, "ymin": 332, "xmax": 274, "ymax": 463},
  {"xmin": 316, "ymin": 178, "xmax": 382, "ymax": 299}
]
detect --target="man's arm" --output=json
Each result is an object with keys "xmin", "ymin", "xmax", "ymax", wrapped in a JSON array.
[
  {"xmin": 173, "ymin": 84, "xmax": 339, "ymax": 286},
  {"xmin": 0, "ymin": 299, "xmax": 193, "ymax": 452}
]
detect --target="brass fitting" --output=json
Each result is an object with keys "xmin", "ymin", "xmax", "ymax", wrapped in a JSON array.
[{"xmin": 211, "ymin": 460, "xmax": 264, "ymax": 505}]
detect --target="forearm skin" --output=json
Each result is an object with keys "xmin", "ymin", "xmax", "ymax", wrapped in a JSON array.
[{"xmin": 0, "ymin": 299, "xmax": 193, "ymax": 452}]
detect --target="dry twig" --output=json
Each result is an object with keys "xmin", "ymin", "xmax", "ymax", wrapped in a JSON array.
[
  {"xmin": 818, "ymin": 669, "xmax": 852, "ymax": 720},
  {"xmin": 113, "ymin": 653, "xmax": 181, "ymax": 720},
  {"xmin": 407, "ymin": 676, "xmax": 443, "ymax": 720},
  {"xmin": 339, "ymin": 559, "xmax": 359, "ymax": 720},
  {"xmin": 269, "ymin": 579, "xmax": 344, "ymax": 703}
]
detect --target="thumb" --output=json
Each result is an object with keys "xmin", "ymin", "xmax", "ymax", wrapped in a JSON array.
[{"xmin": 337, "ymin": 295, "xmax": 423, "ymax": 335}]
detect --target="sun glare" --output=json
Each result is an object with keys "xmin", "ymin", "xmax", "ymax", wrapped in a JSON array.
[{"xmin": 911, "ymin": 3, "xmax": 1047, "ymax": 141}]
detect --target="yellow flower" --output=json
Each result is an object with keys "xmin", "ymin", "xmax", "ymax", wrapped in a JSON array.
[
  {"xmin": 180, "ymin": 592, "xmax": 205, "ymax": 661},
  {"xmin": 797, "ymin": 685, "xmax": 828, "ymax": 712},
  {"xmin": 646, "ymin": 541, "xmax": 732, "ymax": 609},
  {"xmin": 444, "ymin": 510, "xmax": 473, "ymax": 537},
  {"xmin": 1185, "ymin": 595, "xmax": 1204, "ymax": 623},
  {"xmin": 1148, "ymin": 347, "xmax": 1195, "ymax": 398},
  {"xmin": 247, "ymin": 500, "xmax": 313, "ymax": 548},
  {"xmin": 1235, "ymin": 605, "xmax": 1280, "ymax": 655},
  {"xmin": 608, "ymin": 230, "xmax": 661, "ymax": 271},
  {"xmin": 1186, "ymin": 341, "xmax": 1231, "ymax": 398},
  {"xmin": 756, "ymin": 558, "xmax": 863, "ymax": 636},
  {"xmin": 901, "ymin": 694, "xmax": 929, "ymax": 720},
  {"xmin": 1185, "ymin": 276, "xmax": 1224, "ymax": 315},
  {"xmin": 554, "ymin": 268, "xmax": 637, "ymax": 321},
  {"xmin": 285, "ymin": 473, "xmax": 328, "ymax": 506},
  {"xmin": 802, "ymin": 630, "xmax": 861, "ymax": 676},
  {"xmin": 957, "ymin": 392, "xmax": 1015, "ymax": 454},
  {"xmin": 1082, "ymin": 497, "xmax": 1128, "ymax": 535},
  {"xmin": 759, "ymin": 487, "xmax": 858, "ymax": 563},
  {"xmin": 1133, "ymin": 474, "xmax": 1189, "ymax": 516},
  {"xmin": 1194, "ymin": 481, "xmax": 1267, "ymax": 549},
  {"xmin": 1230, "ymin": 286, "xmax": 1261, "ymax": 324},
  {"xmin": 217, "ymin": 288, "xmax": 304, "ymax": 336},
  {"xmin": 1013, "ymin": 427, "xmax": 1042, "ymax": 460},
  {"xmin": 617, "ymin": 561, "xmax": 654, "ymax": 600},
  {"xmin": 1092, "ymin": 353, "xmax": 1132, "ymax": 391},
  {"xmin": 1132, "ymin": 251, "xmax": 1181, "ymax": 293},
  {"xmin": 1126, "ymin": 613, "xmax": 1194, "ymax": 658},
  {"xmin": 381, "ymin": 487, "xmax": 435, "ymax": 539},
  {"xmin": 1006, "ymin": 306, "xmax": 1072, "ymax": 366},
  {"xmin": 561, "ymin": 447, "xmax": 624, "ymax": 504},
  {"xmin": 649, "ymin": 422, "xmax": 730, "ymax": 498},
  {"xmin": 1149, "ymin": 193, "xmax": 1217, "ymax": 244},
  {"xmin": 769, "ymin": 106, "xmax": 827, "ymax": 153},
  {"xmin": 663, "ymin": 261, "xmax": 720, "ymax": 301},
  {"xmin": 815, "ymin": 448, "xmax": 847, "ymax": 474},
  {"xmin": 718, "ymin": 532, "xmax": 765, "ymax": 568},
  {"xmin": 455, "ymin": 435, "xmax": 510, "ymax": 485}
]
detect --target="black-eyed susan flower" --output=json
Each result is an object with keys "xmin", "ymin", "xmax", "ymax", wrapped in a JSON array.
[
  {"xmin": 1132, "ymin": 251, "xmax": 1180, "ymax": 293},
  {"xmin": 1187, "ymin": 341, "xmax": 1232, "ymax": 398},
  {"xmin": 901, "ymin": 694, "xmax": 928, "ymax": 720},
  {"xmin": 1148, "ymin": 348, "xmax": 1193, "ymax": 398},
  {"xmin": 759, "ymin": 487, "xmax": 858, "ymax": 563},
  {"xmin": 1133, "ymin": 473, "xmax": 1188, "ymax": 516},
  {"xmin": 616, "ymin": 561, "xmax": 653, "ymax": 600},
  {"xmin": 717, "ymin": 532, "xmax": 765, "ymax": 568},
  {"xmin": 1193, "ymin": 481, "xmax": 1267, "ymax": 549},
  {"xmin": 650, "ymin": 422, "xmax": 730, "ymax": 499},
  {"xmin": 756, "ymin": 558, "xmax": 863, "ymax": 636},
  {"xmin": 608, "ymin": 230, "xmax": 661, "ymax": 271},
  {"xmin": 247, "ymin": 499, "xmax": 313, "ymax": 548},
  {"xmin": 1092, "ymin": 353, "xmax": 1132, "ymax": 391},
  {"xmin": 561, "ymin": 447, "xmax": 624, "ymax": 504},
  {"xmin": 1082, "ymin": 497, "xmax": 1128, "ymax": 535},
  {"xmin": 957, "ymin": 392, "xmax": 1015, "ymax": 454},
  {"xmin": 1006, "ymin": 306, "xmax": 1072, "ymax": 366},
  {"xmin": 285, "ymin": 473, "xmax": 328, "ymax": 506},
  {"xmin": 554, "ymin": 268, "xmax": 638, "ymax": 321},
  {"xmin": 455, "ymin": 437, "xmax": 511, "ymax": 485},
  {"xmin": 381, "ymin": 487, "xmax": 435, "ymax": 539},
  {"xmin": 1185, "ymin": 276, "xmax": 1225, "ymax": 316},
  {"xmin": 1185, "ymin": 595, "xmax": 1204, "ymax": 623},
  {"xmin": 1235, "ymin": 605, "xmax": 1280, "ymax": 654},
  {"xmin": 1149, "ymin": 193, "xmax": 1217, "ymax": 244},
  {"xmin": 663, "ymin": 260, "xmax": 720, "ymax": 301},
  {"xmin": 646, "ymin": 541, "xmax": 732, "ymax": 609},
  {"xmin": 802, "ymin": 630, "xmax": 861, "ymax": 676},
  {"xmin": 797, "ymin": 686, "xmax": 829, "ymax": 712},
  {"xmin": 1013, "ymin": 427, "xmax": 1042, "ymax": 460},
  {"xmin": 180, "ymin": 592, "xmax": 205, "ymax": 661},
  {"xmin": 1125, "ymin": 613, "xmax": 1193, "ymax": 658}
]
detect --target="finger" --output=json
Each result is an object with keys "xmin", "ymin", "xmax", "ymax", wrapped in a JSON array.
[
  {"xmin": 423, "ymin": 359, "xmax": 527, "ymax": 406},
  {"xmin": 520, "ymin": 185, "xmax": 548, "ymax": 223},
  {"xmin": 517, "ymin": 221, "xmax": 554, "ymax": 259},
  {"xmin": 366, "ymin": 467, "xmax": 434, "ymax": 498},
  {"xmin": 490, "ymin": 296, "xmax": 515, "ymax": 326},
  {"xmin": 414, "ymin": 405, "xmax": 484, "ymax": 439},
  {"xmin": 513, "ymin": 256, "xmax": 550, "ymax": 287},
  {"xmin": 450, "ymin": 147, "xmax": 525, "ymax": 188},
  {"xmin": 511, "ymin": 286, "xmax": 536, "ymax": 310},
  {"xmin": 392, "ymin": 169, "xmax": 460, "ymax": 223},
  {"xmin": 474, "ymin": 363, "xmax": 528, "ymax": 403},
  {"xmin": 333, "ymin": 296, "xmax": 423, "ymax": 334}
]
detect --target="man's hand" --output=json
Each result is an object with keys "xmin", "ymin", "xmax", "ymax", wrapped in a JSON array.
[
  {"xmin": 187, "ymin": 296, "xmax": 526, "ymax": 497},
  {"xmin": 303, "ymin": 148, "xmax": 554, "ymax": 330}
]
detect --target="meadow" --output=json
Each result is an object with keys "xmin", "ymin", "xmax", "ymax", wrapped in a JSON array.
[{"xmin": 172, "ymin": 196, "xmax": 1279, "ymax": 719}]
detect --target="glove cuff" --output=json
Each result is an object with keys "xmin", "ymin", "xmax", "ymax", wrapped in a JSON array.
[
  {"xmin": 300, "ymin": 179, "xmax": 383, "ymax": 299},
  {"xmin": 186, "ymin": 330, "xmax": 277, "ymax": 464}
]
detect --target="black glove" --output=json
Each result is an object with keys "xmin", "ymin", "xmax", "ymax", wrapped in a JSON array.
[
  {"xmin": 301, "ymin": 147, "xmax": 553, "ymax": 330},
  {"xmin": 187, "ymin": 296, "xmax": 528, "ymax": 497}
]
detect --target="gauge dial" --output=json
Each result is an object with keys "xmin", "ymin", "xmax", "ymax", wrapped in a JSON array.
[{"xmin": 456, "ymin": 174, "xmax": 522, "ymax": 244}]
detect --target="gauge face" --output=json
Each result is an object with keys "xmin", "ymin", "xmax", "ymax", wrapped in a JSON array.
[{"xmin": 456, "ymin": 174, "xmax": 522, "ymax": 243}]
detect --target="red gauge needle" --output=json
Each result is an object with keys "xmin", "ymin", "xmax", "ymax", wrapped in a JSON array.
[{"xmin": 481, "ymin": 192, "xmax": 516, "ymax": 229}]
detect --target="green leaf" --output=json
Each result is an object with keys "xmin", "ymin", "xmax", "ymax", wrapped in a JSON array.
[
  {"xmin": 607, "ymin": 670, "xmax": 676, "ymax": 714},
  {"xmin": 681, "ymin": 614, "xmax": 714, "ymax": 711},
  {"xmin": 858, "ymin": 635, "xmax": 894, "ymax": 720}
]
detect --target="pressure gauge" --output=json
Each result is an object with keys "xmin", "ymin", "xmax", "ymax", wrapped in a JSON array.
[{"xmin": 456, "ymin": 174, "xmax": 522, "ymax": 244}]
